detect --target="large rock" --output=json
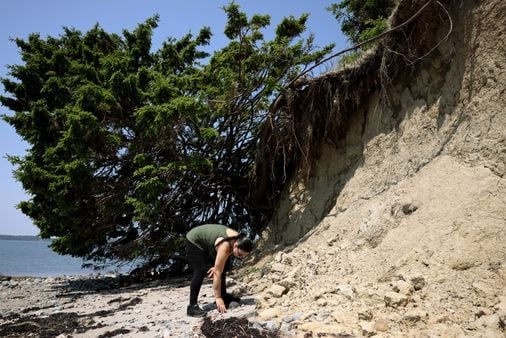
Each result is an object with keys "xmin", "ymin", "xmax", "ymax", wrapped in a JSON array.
[{"xmin": 267, "ymin": 284, "xmax": 287, "ymax": 298}]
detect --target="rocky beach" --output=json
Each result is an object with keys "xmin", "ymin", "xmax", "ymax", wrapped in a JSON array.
[
  {"xmin": 0, "ymin": 273, "xmax": 272, "ymax": 337},
  {"xmin": 1, "ymin": 0, "xmax": 505, "ymax": 337}
]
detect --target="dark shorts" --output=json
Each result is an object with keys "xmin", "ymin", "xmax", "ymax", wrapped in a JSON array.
[{"xmin": 186, "ymin": 239, "xmax": 213, "ymax": 272}]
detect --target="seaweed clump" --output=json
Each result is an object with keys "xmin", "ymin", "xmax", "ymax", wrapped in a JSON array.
[{"xmin": 201, "ymin": 316, "xmax": 279, "ymax": 338}]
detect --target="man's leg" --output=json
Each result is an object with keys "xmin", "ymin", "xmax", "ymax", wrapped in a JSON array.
[
  {"xmin": 186, "ymin": 240, "xmax": 209, "ymax": 316},
  {"xmin": 190, "ymin": 267, "xmax": 207, "ymax": 305}
]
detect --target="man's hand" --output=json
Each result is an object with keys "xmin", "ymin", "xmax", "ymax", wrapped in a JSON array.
[
  {"xmin": 207, "ymin": 267, "xmax": 215, "ymax": 278},
  {"xmin": 216, "ymin": 297, "xmax": 227, "ymax": 314}
]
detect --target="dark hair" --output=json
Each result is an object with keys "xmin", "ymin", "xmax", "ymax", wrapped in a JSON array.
[{"xmin": 236, "ymin": 236, "xmax": 254, "ymax": 253}]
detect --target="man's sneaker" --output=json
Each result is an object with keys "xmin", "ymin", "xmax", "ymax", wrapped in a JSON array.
[
  {"xmin": 187, "ymin": 304, "xmax": 207, "ymax": 317},
  {"xmin": 223, "ymin": 293, "xmax": 241, "ymax": 308}
]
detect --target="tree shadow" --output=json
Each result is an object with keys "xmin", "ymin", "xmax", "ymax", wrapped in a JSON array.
[{"xmin": 50, "ymin": 274, "xmax": 191, "ymax": 300}]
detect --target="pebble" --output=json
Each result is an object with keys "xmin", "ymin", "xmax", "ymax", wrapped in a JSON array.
[
  {"xmin": 410, "ymin": 275, "xmax": 426, "ymax": 290},
  {"xmin": 282, "ymin": 312, "xmax": 304, "ymax": 323},
  {"xmin": 374, "ymin": 318, "xmax": 389, "ymax": 332},
  {"xmin": 264, "ymin": 320, "xmax": 281, "ymax": 331}
]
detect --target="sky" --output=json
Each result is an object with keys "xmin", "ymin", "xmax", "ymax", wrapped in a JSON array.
[{"xmin": 0, "ymin": 0, "xmax": 347, "ymax": 236}]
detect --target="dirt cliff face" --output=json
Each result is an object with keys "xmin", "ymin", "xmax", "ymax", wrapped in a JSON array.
[{"xmin": 244, "ymin": 0, "xmax": 506, "ymax": 336}]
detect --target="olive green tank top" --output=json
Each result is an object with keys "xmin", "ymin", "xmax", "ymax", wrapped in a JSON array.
[{"xmin": 186, "ymin": 224, "xmax": 230, "ymax": 257}]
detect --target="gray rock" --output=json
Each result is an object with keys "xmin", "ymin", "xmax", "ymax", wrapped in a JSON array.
[
  {"xmin": 264, "ymin": 320, "xmax": 281, "ymax": 331},
  {"xmin": 282, "ymin": 312, "xmax": 304, "ymax": 323}
]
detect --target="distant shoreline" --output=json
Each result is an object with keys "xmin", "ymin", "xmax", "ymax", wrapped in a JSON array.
[{"xmin": 0, "ymin": 234, "xmax": 44, "ymax": 241}]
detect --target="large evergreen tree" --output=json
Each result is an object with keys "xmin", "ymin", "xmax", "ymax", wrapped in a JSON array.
[
  {"xmin": 1, "ymin": 4, "xmax": 331, "ymax": 273},
  {"xmin": 328, "ymin": 0, "xmax": 395, "ymax": 44}
]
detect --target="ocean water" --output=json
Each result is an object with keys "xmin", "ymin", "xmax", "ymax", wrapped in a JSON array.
[{"xmin": 0, "ymin": 238, "xmax": 127, "ymax": 277}]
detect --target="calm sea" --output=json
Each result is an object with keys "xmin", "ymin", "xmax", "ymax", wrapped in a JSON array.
[{"xmin": 0, "ymin": 237, "xmax": 129, "ymax": 277}]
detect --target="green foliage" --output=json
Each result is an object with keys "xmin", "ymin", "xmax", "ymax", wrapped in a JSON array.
[
  {"xmin": 327, "ymin": 0, "xmax": 395, "ymax": 45},
  {"xmin": 337, "ymin": 51, "xmax": 361, "ymax": 68},
  {"xmin": 360, "ymin": 17, "xmax": 389, "ymax": 42},
  {"xmin": 1, "ymin": 5, "xmax": 332, "ymax": 273}
]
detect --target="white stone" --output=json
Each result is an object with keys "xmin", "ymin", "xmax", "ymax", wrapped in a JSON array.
[{"xmin": 268, "ymin": 284, "xmax": 287, "ymax": 298}]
